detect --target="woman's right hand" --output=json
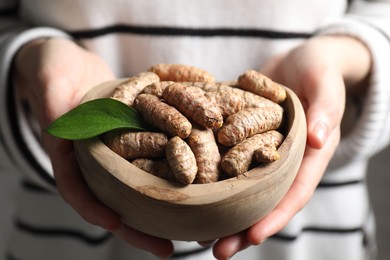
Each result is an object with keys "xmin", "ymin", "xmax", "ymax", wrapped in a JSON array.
[{"xmin": 13, "ymin": 37, "xmax": 174, "ymax": 259}]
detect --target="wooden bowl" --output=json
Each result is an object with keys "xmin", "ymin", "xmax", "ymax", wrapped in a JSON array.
[{"xmin": 74, "ymin": 79, "xmax": 307, "ymax": 241}]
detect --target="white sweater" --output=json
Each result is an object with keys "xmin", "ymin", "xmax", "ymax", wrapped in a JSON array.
[{"xmin": 1, "ymin": 0, "xmax": 390, "ymax": 259}]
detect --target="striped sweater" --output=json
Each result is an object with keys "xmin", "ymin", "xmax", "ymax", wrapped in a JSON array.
[{"xmin": 1, "ymin": 0, "xmax": 390, "ymax": 259}]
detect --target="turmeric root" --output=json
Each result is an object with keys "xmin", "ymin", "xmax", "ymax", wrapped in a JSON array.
[
  {"xmin": 254, "ymin": 130, "xmax": 284, "ymax": 163},
  {"xmin": 133, "ymin": 94, "xmax": 192, "ymax": 138},
  {"xmin": 218, "ymin": 106, "xmax": 283, "ymax": 146},
  {"xmin": 205, "ymin": 90, "xmax": 246, "ymax": 119},
  {"xmin": 221, "ymin": 130, "xmax": 284, "ymax": 176},
  {"xmin": 237, "ymin": 70, "xmax": 286, "ymax": 103},
  {"xmin": 103, "ymin": 130, "xmax": 168, "ymax": 160},
  {"xmin": 110, "ymin": 72, "xmax": 160, "ymax": 106},
  {"xmin": 182, "ymin": 81, "xmax": 280, "ymax": 111},
  {"xmin": 132, "ymin": 158, "xmax": 174, "ymax": 181},
  {"xmin": 254, "ymin": 146, "xmax": 280, "ymax": 163},
  {"xmin": 187, "ymin": 127, "xmax": 221, "ymax": 183},
  {"xmin": 104, "ymin": 65, "xmax": 289, "ymax": 184},
  {"xmin": 140, "ymin": 81, "xmax": 175, "ymax": 98},
  {"xmin": 162, "ymin": 83, "xmax": 223, "ymax": 129},
  {"xmin": 148, "ymin": 63, "xmax": 215, "ymax": 83},
  {"xmin": 166, "ymin": 136, "xmax": 198, "ymax": 184}
]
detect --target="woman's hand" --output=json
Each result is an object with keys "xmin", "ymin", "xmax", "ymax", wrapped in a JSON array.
[
  {"xmin": 212, "ymin": 35, "xmax": 371, "ymax": 259},
  {"xmin": 13, "ymin": 38, "xmax": 174, "ymax": 259}
]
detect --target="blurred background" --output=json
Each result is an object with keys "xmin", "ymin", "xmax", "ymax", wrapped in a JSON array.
[{"xmin": 367, "ymin": 144, "xmax": 390, "ymax": 260}]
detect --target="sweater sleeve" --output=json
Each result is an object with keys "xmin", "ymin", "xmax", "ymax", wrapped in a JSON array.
[
  {"xmin": 316, "ymin": 0, "xmax": 390, "ymax": 169},
  {"xmin": 0, "ymin": 1, "xmax": 71, "ymax": 191}
]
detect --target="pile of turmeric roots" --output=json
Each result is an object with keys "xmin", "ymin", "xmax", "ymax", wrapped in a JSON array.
[{"xmin": 103, "ymin": 64, "xmax": 286, "ymax": 184}]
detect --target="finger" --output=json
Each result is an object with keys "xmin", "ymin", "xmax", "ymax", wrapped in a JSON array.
[
  {"xmin": 260, "ymin": 52, "xmax": 345, "ymax": 150},
  {"xmin": 300, "ymin": 68, "xmax": 345, "ymax": 149},
  {"xmin": 50, "ymin": 138, "xmax": 121, "ymax": 232},
  {"xmin": 247, "ymin": 130, "xmax": 340, "ymax": 245},
  {"xmin": 213, "ymin": 231, "xmax": 249, "ymax": 260},
  {"xmin": 114, "ymin": 225, "xmax": 174, "ymax": 259}
]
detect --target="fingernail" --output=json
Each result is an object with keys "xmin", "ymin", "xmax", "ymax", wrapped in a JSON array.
[{"xmin": 312, "ymin": 121, "xmax": 328, "ymax": 148}]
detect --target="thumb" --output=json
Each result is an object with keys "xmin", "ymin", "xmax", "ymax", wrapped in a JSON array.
[{"xmin": 303, "ymin": 70, "xmax": 345, "ymax": 149}]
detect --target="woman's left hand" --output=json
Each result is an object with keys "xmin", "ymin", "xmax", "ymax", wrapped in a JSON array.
[{"xmin": 211, "ymin": 35, "xmax": 371, "ymax": 259}]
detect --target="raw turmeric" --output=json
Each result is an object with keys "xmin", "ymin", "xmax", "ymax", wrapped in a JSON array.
[
  {"xmin": 182, "ymin": 81, "xmax": 280, "ymax": 111},
  {"xmin": 237, "ymin": 70, "xmax": 287, "ymax": 103},
  {"xmin": 110, "ymin": 72, "xmax": 160, "ymax": 106},
  {"xmin": 148, "ymin": 63, "xmax": 215, "ymax": 83},
  {"xmin": 254, "ymin": 130, "xmax": 284, "ymax": 163},
  {"xmin": 162, "ymin": 83, "xmax": 223, "ymax": 129},
  {"xmin": 103, "ymin": 130, "xmax": 168, "ymax": 160},
  {"xmin": 221, "ymin": 130, "xmax": 284, "ymax": 176},
  {"xmin": 254, "ymin": 145, "xmax": 280, "ymax": 163},
  {"xmin": 187, "ymin": 127, "xmax": 221, "ymax": 183},
  {"xmin": 131, "ymin": 158, "xmax": 174, "ymax": 181},
  {"xmin": 140, "ymin": 81, "xmax": 175, "ymax": 98},
  {"xmin": 166, "ymin": 136, "xmax": 198, "ymax": 184},
  {"xmin": 205, "ymin": 90, "xmax": 246, "ymax": 119},
  {"xmin": 102, "ymin": 65, "xmax": 289, "ymax": 184},
  {"xmin": 133, "ymin": 94, "xmax": 192, "ymax": 138},
  {"xmin": 218, "ymin": 106, "xmax": 284, "ymax": 146}
]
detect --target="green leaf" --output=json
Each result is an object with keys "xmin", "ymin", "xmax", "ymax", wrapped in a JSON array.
[{"xmin": 45, "ymin": 98, "xmax": 152, "ymax": 140}]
